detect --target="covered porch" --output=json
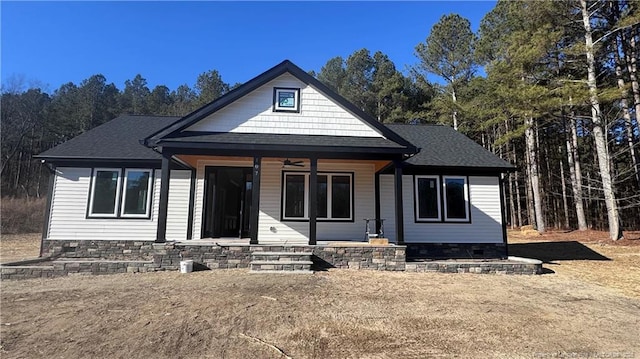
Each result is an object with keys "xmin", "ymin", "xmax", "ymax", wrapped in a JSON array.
[{"xmin": 155, "ymin": 148, "xmax": 410, "ymax": 246}]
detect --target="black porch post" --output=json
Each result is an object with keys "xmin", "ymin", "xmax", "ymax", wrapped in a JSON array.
[
  {"xmin": 393, "ymin": 159, "xmax": 405, "ymax": 245},
  {"xmin": 249, "ymin": 156, "xmax": 262, "ymax": 245},
  {"xmin": 308, "ymin": 157, "xmax": 318, "ymax": 245},
  {"xmin": 156, "ymin": 150, "xmax": 172, "ymax": 243},
  {"xmin": 499, "ymin": 174, "xmax": 509, "ymax": 258}
]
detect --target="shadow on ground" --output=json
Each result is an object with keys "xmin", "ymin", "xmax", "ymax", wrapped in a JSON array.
[{"xmin": 509, "ymin": 241, "xmax": 610, "ymax": 263}]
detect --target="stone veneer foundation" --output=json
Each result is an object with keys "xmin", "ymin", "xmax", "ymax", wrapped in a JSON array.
[
  {"xmin": 0, "ymin": 239, "xmax": 541, "ymax": 280},
  {"xmin": 406, "ymin": 243, "xmax": 508, "ymax": 259}
]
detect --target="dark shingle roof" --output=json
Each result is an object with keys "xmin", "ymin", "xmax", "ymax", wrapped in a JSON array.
[
  {"xmin": 387, "ymin": 124, "xmax": 515, "ymax": 170},
  {"xmin": 36, "ymin": 115, "xmax": 180, "ymax": 161},
  {"xmin": 38, "ymin": 117, "xmax": 515, "ymax": 171}
]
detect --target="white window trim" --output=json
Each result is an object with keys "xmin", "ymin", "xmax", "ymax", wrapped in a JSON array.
[
  {"xmin": 273, "ymin": 87, "xmax": 300, "ymax": 112},
  {"xmin": 415, "ymin": 175, "xmax": 442, "ymax": 222},
  {"xmin": 120, "ymin": 168, "xmax": 153, "ymax": 218},
  {"xmin": 88, "ymin": 168, "xmax": 122, "ymax": 218},
  {"xmin": 282, "ymin": 172, "xmax": 353, "ymax": 221},
  {"xmin": 442, "ymin": 176, "xmax": 470, "ymax": 222}
]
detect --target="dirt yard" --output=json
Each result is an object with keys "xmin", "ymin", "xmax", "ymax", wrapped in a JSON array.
[
  {"xmin": 0, "ymin": 233, "xmax": 40, "ymax": 264},
  {"xmin": 1, "ymin": 231, "xmax": 639, "ymax": 358}
]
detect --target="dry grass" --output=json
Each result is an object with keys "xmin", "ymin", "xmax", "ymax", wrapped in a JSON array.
[
  {"xmin": 1, "ymin": 231, "xmax": 639, "ymax": 358},
  {"xmin": 0, "ymin": 197, "xmax": 46, "ymax": 234},
  {"xmin": 509, "ymin": 229, "xmax": 640, "ymax": 298},
  {"xmin": 0, "ymin": 233, "xmax": 40, "ymax": 263},
  {"xmin": 1, "ymin": 270, "xmax": 638, "ymax": 358}
]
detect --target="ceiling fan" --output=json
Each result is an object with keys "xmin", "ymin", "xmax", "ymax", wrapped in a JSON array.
[{"xmin": 283, "ymin": 159, "xmax": 305, "ymax": 167}]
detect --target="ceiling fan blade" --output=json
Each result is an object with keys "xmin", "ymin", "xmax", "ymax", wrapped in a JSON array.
[{"xmin": 283, "ymin": 159, "xmax": 305, "ymax": 167}]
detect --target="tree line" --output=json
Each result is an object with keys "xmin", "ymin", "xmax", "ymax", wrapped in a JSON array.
[{"xmin": 2, "ymin": 0, "xmax": 639, "ymax": 237}]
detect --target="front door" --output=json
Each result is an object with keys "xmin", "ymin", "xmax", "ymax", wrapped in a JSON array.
[{"xmin": 203, "ymin": 167, "xmax": 252, "ymax": 238}]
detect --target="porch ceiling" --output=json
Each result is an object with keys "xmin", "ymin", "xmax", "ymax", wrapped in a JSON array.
[{"xmin": 174, "ymin": 155, "xmax": 391, "ymax": 172}]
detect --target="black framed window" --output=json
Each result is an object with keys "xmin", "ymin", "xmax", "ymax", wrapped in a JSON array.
[
  {"xmin": 316, "ymin": 175, "xmax": 328, "ymax": 218},
  {"xmin": 282, "ymin": 172, "xmax": 353, "ymax": 221},
  {"xmin": 443, "ymin": 176, "xmax": 469, "ymax": 221},
  {"xmin": 284, "ymin": 174, "xmax": 305, "ymax": 218},
  {"xmin": 331, "ymin": 175, "xmax": 351, "ymax": 219},
  {"xmin": 415, "ymin": 176, "xmax": 441, "ymax": 221},
  {"xmin": 414, "ymin": 175, "xmax": 469, "ymax": 223}
]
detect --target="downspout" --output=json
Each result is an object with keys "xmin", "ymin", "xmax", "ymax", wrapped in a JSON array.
[
  {"xmin": 499, "ymin": 173, "xmax": 509, "ymax": 259},
  {"xmin": 40, "ymin": 161, "xmax": 56, "ymax": 257}
]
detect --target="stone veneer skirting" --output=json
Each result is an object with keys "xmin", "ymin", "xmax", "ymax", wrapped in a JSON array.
[
  {"xmin": 0, "ymin": 239, "xmax": 541, "ymax": 280},
  {"xmin": 406, "ymin": 243, "xmax": 508, "ymax": 259}
]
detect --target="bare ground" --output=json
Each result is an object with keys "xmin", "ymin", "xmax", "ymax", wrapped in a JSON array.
[
  {"xmin": 509, "ymin": 229, "xmax": 640, "ymax": 299},
  {"xmin": 0, "ymin": 232, "xmax": 639, "ymax": 359}
]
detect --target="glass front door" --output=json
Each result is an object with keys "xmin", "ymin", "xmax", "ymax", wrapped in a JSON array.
[{"xmin": 203, "ymin": 167, "xmax": 252, "ymax": 238}]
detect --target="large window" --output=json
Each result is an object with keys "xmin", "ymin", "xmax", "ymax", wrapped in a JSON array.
[
  {"xmin": 414, "ymin": 175, "xmax": 441, "ymax": 221},
  {"xmin": 415, "ymin": 175, "xmax": 469, "ymax": 223},
  {"xmin": 89, "ymin": 169, "xmax": 122, "ymax": 217},
  {"xmin": 282, "ymin": 172, "xmax": 353, "ymax": 221},
  {"xmin": 121, "ymin": 169, "xmax": 153, "ymax": 217},
  {"xmin": 443, "ymin": 176, "xmax": 469, "ymax": 221},
  {"xmin": 88, "ymin": 168, "xmax": 153, "ymax": 219}
]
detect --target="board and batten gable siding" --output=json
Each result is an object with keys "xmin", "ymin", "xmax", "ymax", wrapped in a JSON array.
[
  {"xmin": 46, "ymin": 167, "xmax": 190, "ymax": 241},
  {"xmin": 191, "ymin": 158, "xmax": 376, "ymax": 243},
  {"xmin": 186, "ymin": 73, "xmax": 383, "ymax": 138},
  {"xmin": 380, "ymin": 175, "xmax": 503, "ymax": 243}
]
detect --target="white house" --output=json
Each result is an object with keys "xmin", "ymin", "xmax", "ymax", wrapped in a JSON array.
[{"xmin": 36, "ymin": 60, "xmax": 515, "ymax": 262}]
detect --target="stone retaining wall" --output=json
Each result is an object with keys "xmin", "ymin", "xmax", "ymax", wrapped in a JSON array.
[
  {"xmin": 0, "ymin": 260, "xmax": 155, "ymax": 280},
  {"xmin": 1, "ymin": 240, "xmax": 540, "ymax": 280},
  {"xmin": 313, "ymin": 246, "xmax": 405, "ymax": 271},
  {"xmin": 406, "ymin": 243, "xmax": 507, "ymax": 259},
  {"xmin": 4, "ymin": 240, "xmax": 407, "ymax": 280},
  {"xmin": 41, "ymin": 240, "xmax": 157, "ymax": 259},
  {"xmin": 406, "ymin": 259, "xmax": 542, "ymax": 275}
]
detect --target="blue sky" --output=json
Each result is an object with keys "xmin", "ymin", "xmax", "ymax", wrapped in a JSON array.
[{"xmin": 1, "ymin": 1, "xmax": 496, "ymax": 93}]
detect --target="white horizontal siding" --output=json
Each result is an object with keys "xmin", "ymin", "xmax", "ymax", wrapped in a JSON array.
[
  {"xmin": 379, "ymin": 175, "xmax": 397, "ymax": 241},
  {"xmin": 186, "ymin": 73, "xmax": 382, "ymax": 138},
  {"xmin": 258, "ymin": 160, "xmax": 308, "ymax": 244},
  {"xmin": 380, "ymin": 175, "xmax": 503, "ymax": 243},
  {"xmin": 166, "ymin": 170, "xmax": 191, "ymax": 241},
  {"xmin": 47, "ymin": 167, "xmax": 161, "ymax": 241},
  {"xmin": 191, "ymin": 159, "xmax": 376, "ymax": 243},
  {"xmin": 258, "ymin": 160, "xmax": 376, "ymax": 244}
]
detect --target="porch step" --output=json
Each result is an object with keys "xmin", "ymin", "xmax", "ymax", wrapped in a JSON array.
[{"xmin": 249, "ymin": 251, "xmax": 314, "ymax": 273}]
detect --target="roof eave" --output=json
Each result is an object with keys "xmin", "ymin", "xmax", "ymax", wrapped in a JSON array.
[
  {"xmin": 401, "ymin": 164, "xmax": 517, "ymax": 173},
  {"xmin": 158, "ymin": 140, "xmax": 414, "ymax": 155}
]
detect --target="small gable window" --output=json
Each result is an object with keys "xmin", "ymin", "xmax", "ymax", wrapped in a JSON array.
[{"xmin": 273, "ymin": 88, "xmax": 300, "ymax": 112}]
